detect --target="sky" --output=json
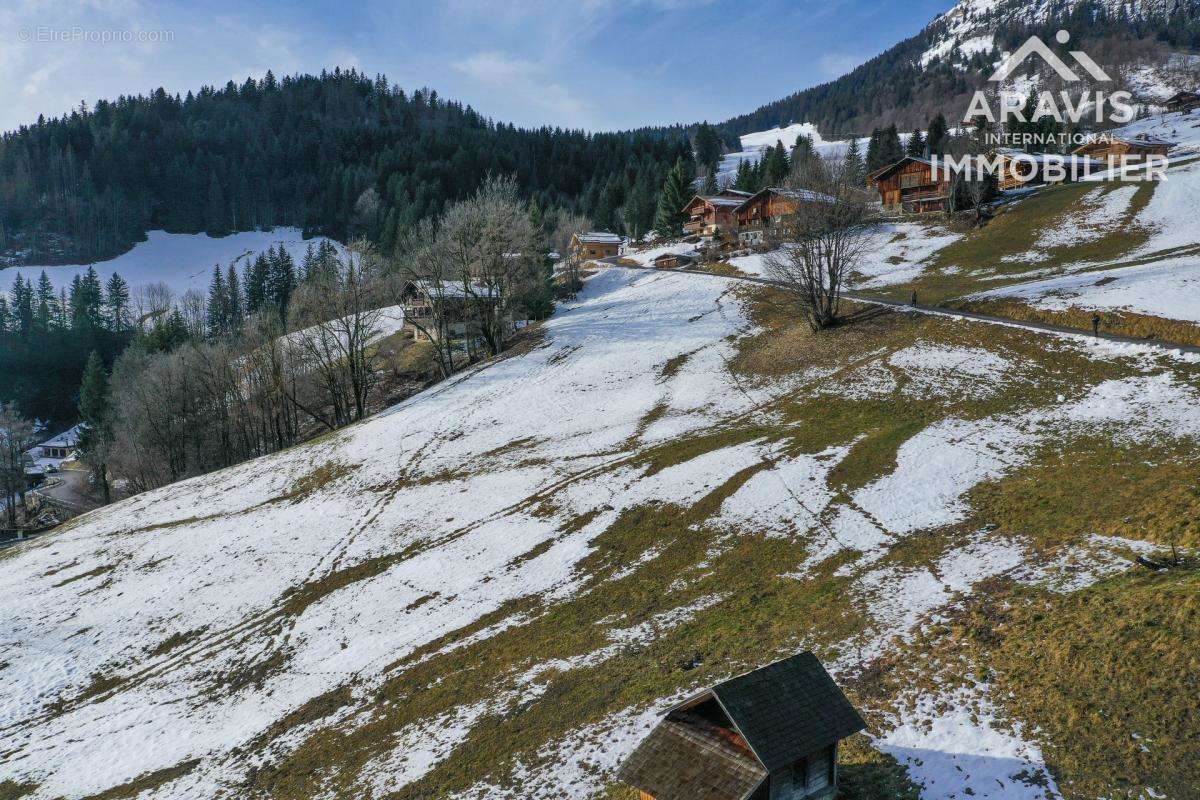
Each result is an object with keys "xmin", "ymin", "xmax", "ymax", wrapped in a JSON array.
[{"xmin": 0, "ymin": 0, "xmax": 956, "ymax": 135}]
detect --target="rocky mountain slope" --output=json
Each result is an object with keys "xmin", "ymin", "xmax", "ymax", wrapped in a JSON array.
[{"xmin": 721, "ymin": 0, "xmax": 1200, "ymax": 137}]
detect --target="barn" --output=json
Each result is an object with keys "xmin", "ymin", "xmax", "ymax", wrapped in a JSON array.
[{"xmin": 618, "ymin": 653, "xmax": 866, "ymax": 800}]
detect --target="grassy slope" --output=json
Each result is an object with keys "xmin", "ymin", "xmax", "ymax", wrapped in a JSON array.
[
  {"xmin": 224, "ymin": 289, "xmax": 1200, "ymax": 799},
  {"xmin": 5, "ymin": 275, "xmax": 1200, "ymax": 800}
]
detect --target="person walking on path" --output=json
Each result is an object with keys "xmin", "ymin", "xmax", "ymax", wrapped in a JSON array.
[{"xmin": 1092, "ymin": 313, "xmax": 1102, "ymax": 337}]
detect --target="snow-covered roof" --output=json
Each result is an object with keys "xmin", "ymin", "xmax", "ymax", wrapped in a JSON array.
[
  {"xmin": 1116, "ymin": 134, "xmax": 1177, "ymax": 147},
  {"xmin": 743, "ymin": 187, "xmax": 838, "ymax": 207},
  {"xmin": 575, "ymin": 232, "xmax": 622, "ymax": 244},
  {"xmin": 39, "ymin": 424, "xmax": 84, "ymax": 450},
  {"xmin": 703, "ymin": 196, "xmax": 745, "ymax": 208}
]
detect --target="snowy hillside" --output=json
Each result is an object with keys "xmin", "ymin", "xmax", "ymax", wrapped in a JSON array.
[
  {"xmin": 919, "ymin": 0, "xmax": 1198, "ymax": 100},
  {"xmin": 0, "ymin": 228, "xmax": 343, "ymax": 298},
  {"xmin": 718, "ymin": 123, "xmax": 873, "ymax": 184},
  {"xmin": 3, "ymin": 262, "xmax": 1200, "ymax": 799}
]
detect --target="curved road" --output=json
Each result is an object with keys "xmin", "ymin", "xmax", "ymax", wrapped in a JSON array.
[{"xmin": 603, "ymin": 258, "xmax": 1200, "ymax": 357}]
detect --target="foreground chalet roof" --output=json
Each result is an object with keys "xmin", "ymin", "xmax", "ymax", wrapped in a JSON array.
[
  {"xmin": 575, "ymin": 231, "xmax": 622, "ymax": 244},
  {"xmin": 619, "ymin": 652, "xmax": 866, "ymax": 800},
  {"xmin": 619, "ymin": 713, "xmax": 766, "ymax": 800},
  {"xmin": 704, "ymin": 651, "xmax": 866, "ymax": 772}
]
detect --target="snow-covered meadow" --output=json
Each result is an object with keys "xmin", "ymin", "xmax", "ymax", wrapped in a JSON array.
[
  {"xmin": 0, "ymin": 228, "xmax": 343, "ymax": 297},
  {"xmin": 1, "ymin": 265, "xmax": 1197, "ymax": 799}
]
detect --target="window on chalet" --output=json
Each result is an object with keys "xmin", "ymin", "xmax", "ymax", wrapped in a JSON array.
[{"xmin": 900, "ymin": 172, "xmax": 930, "ymax": 189}]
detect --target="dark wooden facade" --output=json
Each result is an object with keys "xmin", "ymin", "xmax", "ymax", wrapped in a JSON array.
[
  {"xmin": 1072, "ymin": 136, "xmax": 1174, "ymax": 163},
  {"xmin": 683, "ymin": 191, "xmax": 751, "ymax": 236},
  {"xmin": 869, "ymin": 157, "xmax": 950, "ymax": 215},
  {"xmin": 1164, "ymin": 91, "xmax": 1200, "ymax": 113}
]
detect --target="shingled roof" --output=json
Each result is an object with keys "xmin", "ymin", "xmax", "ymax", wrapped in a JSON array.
[
  {"xmin": 617, "ymin": 714, "xmax": 766, "ymax": 800},
  {"xmin": 706, "ymin": 652, "xmax": 866, "ymax": 773}
]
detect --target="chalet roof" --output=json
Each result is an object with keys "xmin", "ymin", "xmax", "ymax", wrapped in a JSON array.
[
  {"xmin": 652, "ymin": 250, "xmax": 696, "ymax": 263},
  {"xmin": 868, "ymin": 156, "xmax": 934, "ymax": 182},
  {"xmin": 575, "ymin": 231, "xmax": 622, "ymax": 244},
  {"xmin": 737, "ymin": 186, "xmax": 837, "ymax": 210},
  {"xmin": 1164, "ymin": 90, "xmax": 1200, "ymax": 102},
  {"xmin": 684, "ymin": 194, "xmax": 745, "ymax": 213},
  {"xmin": 1073, "ymin": 135, "xmax": 1177, "ymax": 153},
  {"xmin": 39, "ymin": 424, "xmax": 84, "ymax": 450},
  {"xmin": 694, "ymin": 652, "xmax": 867, "ymax": 773},
  {"xmin": 617, "ymin": 714, "xmax": 766, "ymax": 800}
]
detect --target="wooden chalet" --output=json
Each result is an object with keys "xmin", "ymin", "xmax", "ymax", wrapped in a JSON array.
[
  {"xmin": 683, "ymin": 190, "xmax": 753, "ymax": 236},
  {"xmin": 1164, "ymin": 90, "xmax": 1200, "ymax": 114},
  {"xmin": 734, "ymin": 187, "xmax": 837, "ymax": 247},
  {"xmin": 570, "ymin": 232, "xmax": 622, "ymax": 262},
  {"xmin": 399, "ymin": 280, "xmax": 508, "ymax": 343},
  {"xmin": 652, "ymin": 250, "xmax": 696, "ymax": 270},
  {"xmin": 869, "ymin": 156, "xmax": 950, "ymax": 215},
  {"xmin": 991, "ymin": 149, "xmax": 1108, "ymax": 190},
  {"xmin": 1072, "ymin": 134, "xmax": 1175, "ymax": 164},
  {"xmin": 618, "ymin": 653, "xmax": 866, "ymax": 800}
]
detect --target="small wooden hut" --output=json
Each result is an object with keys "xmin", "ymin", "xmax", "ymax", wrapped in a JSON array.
[{"xmin": 618, "ymin": 653, "xmax": 866, "ymax": 800}]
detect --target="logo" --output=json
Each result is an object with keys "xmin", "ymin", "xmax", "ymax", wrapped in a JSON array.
[{"xmin": 988, "ymin": 30, "xmax": 1111, "ymax": 83}]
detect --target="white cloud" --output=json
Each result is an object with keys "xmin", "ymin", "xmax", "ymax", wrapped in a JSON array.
[
  {"xmin": 453, "ymin": 50, "xmax": 590, "ymax": 121},
  {"xmin": 819, "ymin": 52, "xmax": 865, "ymax": 77}
]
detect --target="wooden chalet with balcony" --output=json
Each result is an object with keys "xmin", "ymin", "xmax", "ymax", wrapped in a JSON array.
[
  {"xmin": 1164, "ymin": 90, "xmax": 1200, "ymax": 114},
  {"xmin": 733, "ymin": 187, "xmax": 837, "ymax": 247},
  {"xmin": 869, "ymin": 156, "xmax": 950, "ymax": 215},
  {"xmin": 1072, "ymin": 134, "xmax": 1175, "ymax": 164},
  {"xmin": 682, "ymin": 190, "xmax": 753, "ymax": 237},
  {"xmin": 618, "ymin": 653, "xmax": 866, "ymax": 800}
]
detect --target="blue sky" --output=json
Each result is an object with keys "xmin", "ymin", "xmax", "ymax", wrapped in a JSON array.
[{"xmin": 0, "ymin": 0, "xmax": 954, "ymax": 134}]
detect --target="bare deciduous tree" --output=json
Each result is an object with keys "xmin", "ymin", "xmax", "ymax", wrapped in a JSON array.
[
  {"xmin": 764, "ymin": 160, "xmax": 879, "ymax": 331},
  {"xmin": 0, "ymin": 403, "xmax": 37, "ymax": 528}
]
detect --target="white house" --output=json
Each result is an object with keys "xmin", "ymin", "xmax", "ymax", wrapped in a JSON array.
[{"xmin": 26, "ymin": 424, "xmax": 85, "ymax": 474}]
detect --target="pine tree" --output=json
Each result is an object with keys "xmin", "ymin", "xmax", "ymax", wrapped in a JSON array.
[
  {"xmin": 880, "ymin": 125, "xmax": 904, "ymax": 166},
  {"xmin": 701, "ymin": 169, "xmax": 719, "ymax": 195},
  {"xmin": 0, "ymin": 296, "xmax": 11, "ymax": 334},
  {"xmin": 927, "ymin": 113, "xmax": 950, "ymax": 156},
  {"xmin": 206, "ymin": 173, "xmax": 228, "ymax": 236},
  {"xmin": 843, "ymin": 136, "xmax": 866, "ymax": 186},
  {"xmin": 78, "ymin": 350, "xmax": 112, "ymax": 504},
  {"xmin": 11, "ymin": 274, "xmax": 34, "ymax": 335},
  {"xmin": 105, "ymin": 273, "xmax": 130, "ymax": 332},
  {"xmin": 206, "ymin": 264, "xmax": 229, "ymax": 336},
  {"xmin": 654, "ymin": 157, "xmax": 692, "ymax": 238},
  {"xmin": 693, "ymin": 122, "xmax": 723, "ymax": 175},
  {"xmin": 906, "ymin": 128, "xmax": 926, "ymax": 157},
  {"xmin": 733, "ymin": 158, "xmax": 756, "ymax": 192},
  {"xmin": 34, "ymin": 271, "xmax": 56, "ymax": 332},
  {"xmin": 761, "ymin": 140, "xmax": 790, "ymax": 186},
  {"xmin": 246, "ymin": 253, "xmax": 269, "ymax": 314},
  {"xmin": 226, "ymin": 264, "xmax": 244, "ymax": 331},
  {"xmin": 865, "ymin": 128, "xmax": 884, "ymax": 173},
  {"xmin": 266, "ymin": 245, "xmax": 296, "ymax": 316}
]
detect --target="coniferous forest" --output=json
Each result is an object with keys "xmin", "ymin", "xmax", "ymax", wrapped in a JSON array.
[{"xmin": 0, "ymin": 68, "xmax": 693, "ymax": 266}]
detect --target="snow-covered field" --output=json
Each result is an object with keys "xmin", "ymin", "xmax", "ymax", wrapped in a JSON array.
[
  {"xmin": 0, "ymin": 228, "xmax": 343, "ymax": 297},
  {"xmin": 1, "ymin": 266, "xmax": 1196, "ymax": 799}
]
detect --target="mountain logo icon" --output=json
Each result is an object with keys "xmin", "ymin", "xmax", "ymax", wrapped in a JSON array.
[{"xmin": 988, "ymin": 30, "xmax": 1112, "ymax": 83}]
